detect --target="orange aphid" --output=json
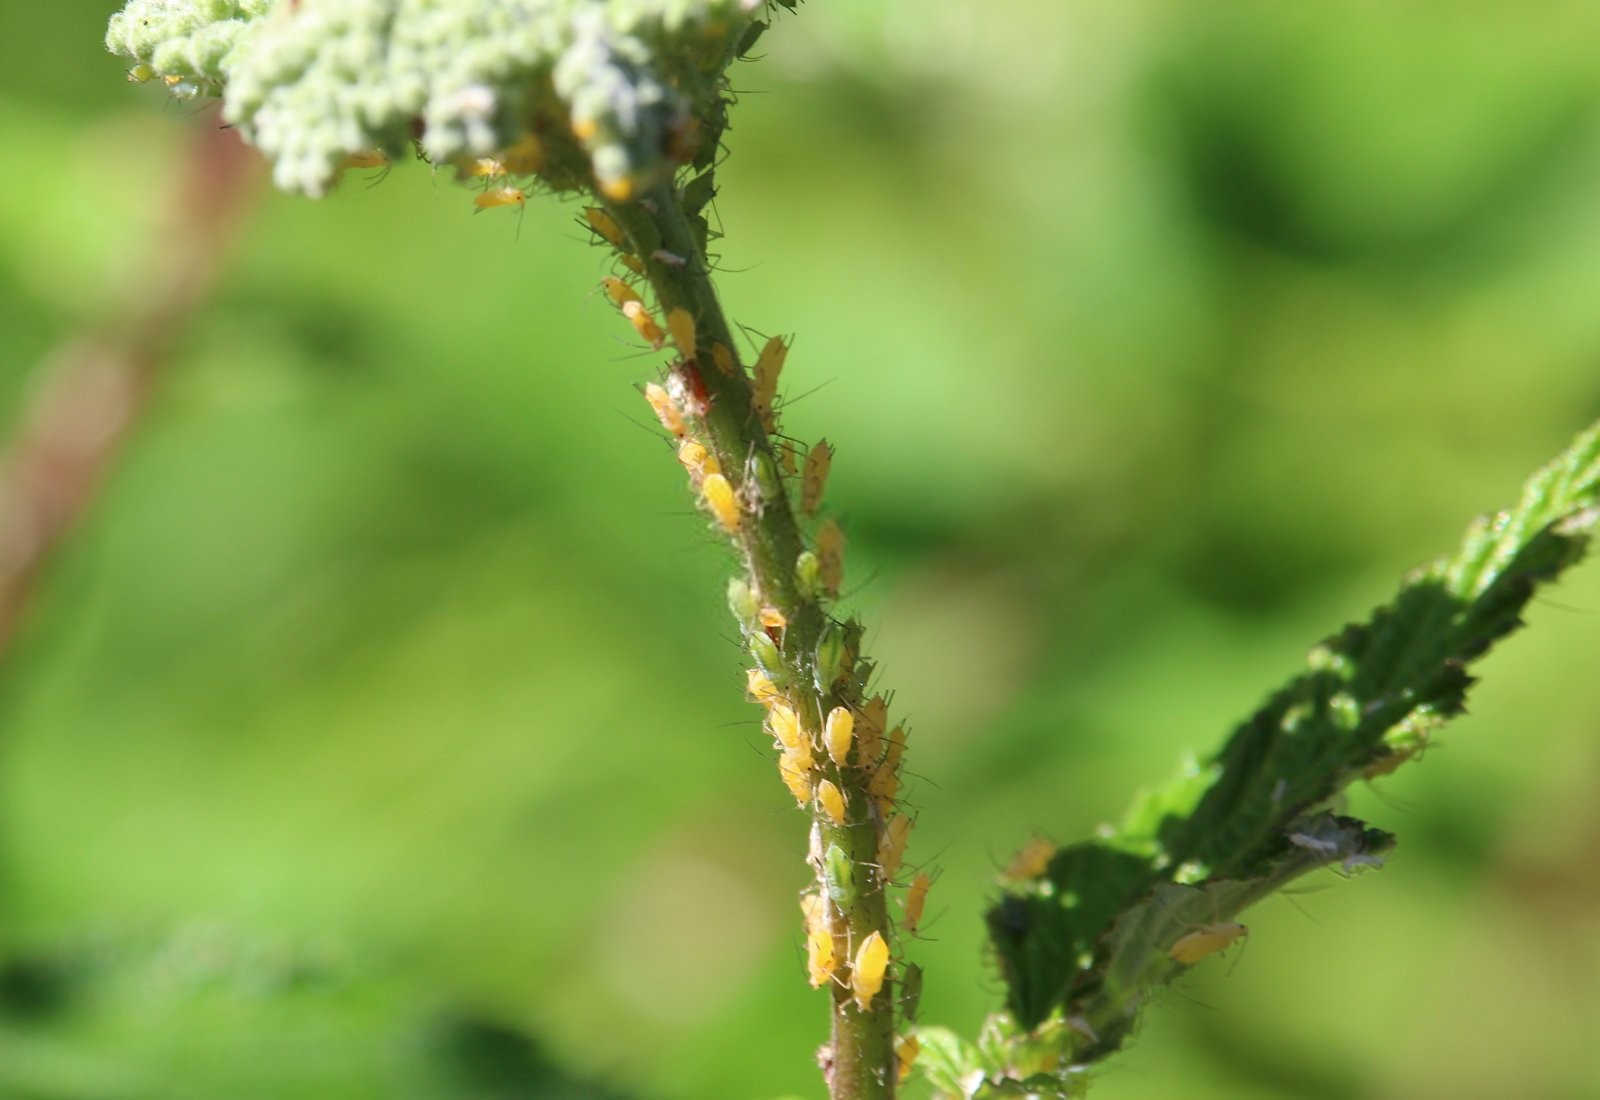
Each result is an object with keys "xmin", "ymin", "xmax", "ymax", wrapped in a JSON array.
[
  {"xmin": 802, "ymin": 439, "xmax": 833, "ymax": 516},
  {"xmin": 904, "ymin": 871, "xmax": 931, "ymax": 934},
  {"xmin": 474, "ymin": 186, "xmax": 526, "ymax": 211},
  {"xmin": 759, "ymin": 606, "xmax": 788, "ymax": 633},
  {"xmin": 601, "ymin": 276, "xmax": 642, "ymax": 309},
  {"xmin": 817, "ymin": 779, "xmax": 847, "ymax": 826},
  {"xmin": 806, "ymin": 923, "xmax": 837, "ymax": 988},
  {"xmin": 344, "ymin": 149, "xmax": 389, "ymax": 168},
  {"xmin": 880, "ymin": 725, "xmax": 907, "ymax": 775},
  {"xmin": 583, "ymin": 206, "xmax": 627, "ymax": 250},
  {"xmin": 856, "ymin": 696, "xmax": 887, "ymax": 763},
  {"xmin": 701, "ymin": 471, "xmax": 741, "ymax": 534},
  {"xmin": 711, "ymin": 342, "xmax": 735, "ymax": 376},
  {"xmin": 879, "ymin": 814, "xmax": 912, "ymax": 879},
  {"xmin": 895, "ymin": 1034, "xmax": 919, "ymax": 1083},
  {"xmin": 667, "ymin": 308, "xmax": 697, "ymax": 360},
  {"xmin": 778, "ymin": 748, "xmax": 814, "ymax": 805},
  {"xmin": 1169, "ymin": 922, "xmax": 1247, "ymax": 965},
  {"xmin": 851, "ymin": 931, "xmax": 890, "ymax": 1011},
  {"xmin": 815, "ymin": 519, "xmax": 844, "ymax": 596},
  {"xmin": 642, "ymin": 382, "xmax": 685, "ymax": 437},
  {"xmin": 779, "ymin": 439, "xmax": 799, "ymax": 477},
  {"xmin": 746, "ymin": 668, "xmax": 782, "ymax": 708},
  {"xmin": 1005, "ymin": 836, "xmax": 1057, "ymax": 880},
  {"xmin": 824, "ymin": 706, "xmax": 854, "ymax": 766},
  {"xmin": 619, "ymin": 253, "xmax": 647, "ymax": 277},
  {"xmin": 868, "ymin": 760, "xmax": 900, "ymax": 814},
  {"xmin": 754, "ymin": 335, "xmax": 787, "ymax": 405},
  {"xmin": 622, "ymin": 300, "xmax": 665, "ymax": 349}
]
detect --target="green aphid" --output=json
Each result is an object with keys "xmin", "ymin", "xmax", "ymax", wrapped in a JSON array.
[{"xmin": 824, "ymin": 843, "xmax": 855, "ymax": 908}]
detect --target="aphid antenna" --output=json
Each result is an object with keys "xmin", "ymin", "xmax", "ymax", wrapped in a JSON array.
[
  {"xmin": 838, "ymin": 567, "xmax": 883, "ymax": 603},
  {"xmin": 776, "ymin": 375, "xmax": 836, "ymax": 412},
  {"xmin": 1533, "ymin": 595, "xmax": 1597, "ymax": 614},
  {"xmin": 1277, "ymin": 890, "xmax": 1321, "ymax": 926}
]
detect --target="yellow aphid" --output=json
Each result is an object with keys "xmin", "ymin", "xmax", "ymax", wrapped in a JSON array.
[
  {"xmin": 127, "ymin": 63, "xmax": 155, "ymax": 83},
  {"xmin": 622, "ymin": 300, "xmax": 666, "ymax": 349},
  {"xmin": 1005, "ymin": 836, "xmax": 1057, "ymax": 880},
  {"xmin": 1169, "ymin": 922, "xmax": 1248, "ymax": 966},
  {"xmin": 474, "ymin": 186, "xmax": 527, "ymax": 211},
  {"xmin": 677, "ymin": 439, "xmax": 720, "ymax": 487},
  {"xmin": 161, "ymin": 73, "xmax": 184, "ymax": 87},
  {"xmin": 904, "ymin": 872, "xmax": 931, "ymax": 934},
  {"xmin": 711, "ymin": 342, "xmax": 735, "ymax": 376},
  {"xmin": 619, "ymin": 253, "xmax": 647, "ymax": 277},
  {"xmin": 500, "ymin": 133, "xmax": 544, "ymax": 174},
  {"xmin": 779, "ymin": 439, "xmax": 799, "ymax": 477},
  {"xmin": 768, "ymin": 702, "xmax": 804, "ymax": 753},
  {"xmin": 895, "ymin": 1034, "xmax": 919, "ymax": 1083},
  {"xmin": 583, "ymin": 206, "xmax": 628, "ymax": 250},
  {"xmin": 778, "ymin": 749, "xmax": 814, "ymax": 805},
  {"xmin": 759, "ymin": 606, "xmax": 788, "ymax": 633},
  {"xmin": 801, "ymin": 891, "xmax": 827, "ymax": 935},
  {"xmin": 824, "ymin": 706, "xmax": 854, "ymax": 766},
  {"xmin": 817, "ymin": 779, "xmax": 847, "ymax": 826},
  {"xmin": 746, "ymin": 668, "xmax": 782, "ymax": 708},
  {"xmin": 667, "ymin": 308, "xmax": 696, "ymax": 360},
  {"xmin": 701, "ymin": 471, "xmax": 741, "ymax": 534},
  {"xmin": 879, "ymin": 814, "xmax": 912, "ymax": 880},
  {"xmin": 802, "ymin": 439, "xmax": 833, "ymax": 516},
  {"xmin": 642, "ymin": 382, "xmax": 686, "ymax": 437},
  {"xmin": 344, "ymin": 150, "xmax": 389, "ymax": 170},
  {"xmin": 601, "ymin": 276, "xmax": 642, "ymax": 309},
  {"xmin": 816, "ymin": 519, "xmax": 844, "ymax": 596},
  {"xmin": 806, "ymin": 923, "xmax": 836, "ymax": 988},
  {"xmin": 851, "ymin": 930, "xmax": 890, "ymax": 1011}
]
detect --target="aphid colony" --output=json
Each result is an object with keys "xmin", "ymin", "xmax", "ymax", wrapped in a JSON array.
[{"xmin": 580, "ymin": 186, "xmax": 920, "ymax": 1064}]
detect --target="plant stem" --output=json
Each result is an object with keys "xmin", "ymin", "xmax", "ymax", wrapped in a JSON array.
[{"xmin": 605, "ymin": 183, "xmax": 897, "ymax": 1098}]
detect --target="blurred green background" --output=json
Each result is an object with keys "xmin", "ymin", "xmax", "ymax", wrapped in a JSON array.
[{"xmin": 4, "ymin": 3, "xmax": 1600, "ymax": 1098}]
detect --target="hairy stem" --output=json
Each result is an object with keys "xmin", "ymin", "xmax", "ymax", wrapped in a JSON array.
[{"xmin": 605, "ymin": 183, "xmax": 898, "ymax": 1098}]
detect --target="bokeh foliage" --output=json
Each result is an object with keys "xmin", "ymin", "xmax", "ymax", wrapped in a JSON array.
[{"xmin": 2, "ymin": 2, "xmax": 1600, "ymax": 1098}]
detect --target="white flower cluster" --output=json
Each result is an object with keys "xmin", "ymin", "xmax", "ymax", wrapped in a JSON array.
[{"xmin": 106, "ymin": 0, "xmax": 764, "ymax": 197}]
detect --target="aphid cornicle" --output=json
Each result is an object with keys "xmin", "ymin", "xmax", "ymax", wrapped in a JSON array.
[
  {"xmin": 851, "ymin": 930, "xmax": 889, "ymax": 1011},
  {"xmin": 824, "ymin": 706, "xmax": 854, "ymax": 766},
  {"xmin": 1169, "ymin": 921, "xmax": 1247, "ymax": 965},
  {"xmin": 802, "ymin": 439, "xmax": 833, "ymax": 515},
  {"xmin": 816, "ymin": 779, "xmax": 847, "ymax": 826}
]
